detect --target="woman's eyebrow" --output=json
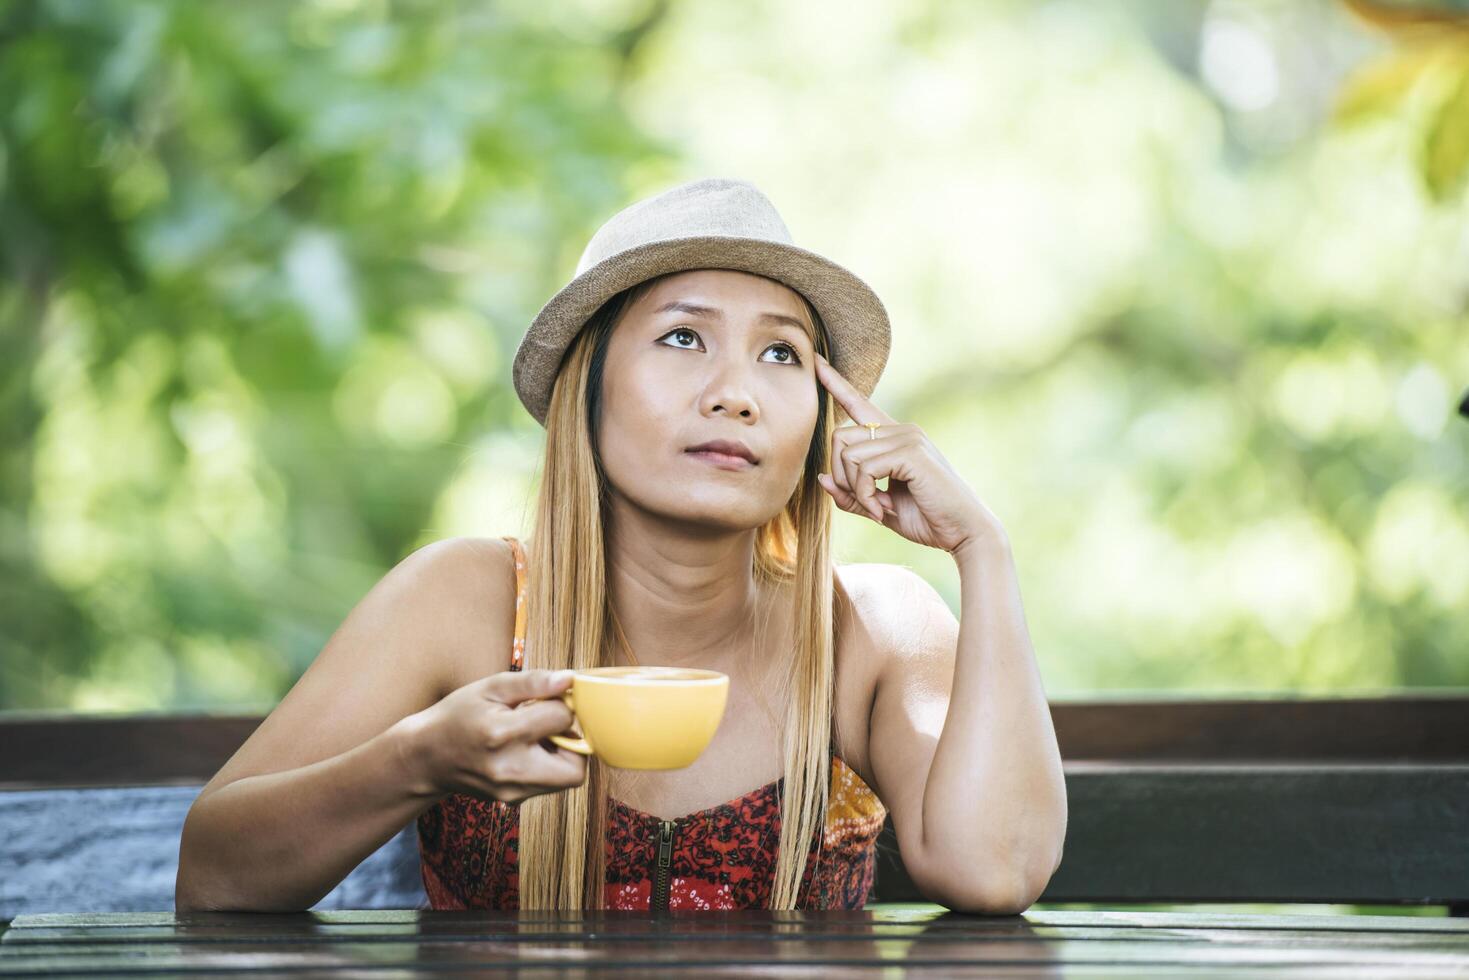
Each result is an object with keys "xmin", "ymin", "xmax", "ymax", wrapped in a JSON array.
[{"xmin": 653, "ymin": 300, "xmax": 808, "ymax": 334}]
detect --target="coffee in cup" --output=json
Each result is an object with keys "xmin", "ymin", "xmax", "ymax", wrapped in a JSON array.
[{"xmin": 545, "ymin": 665, "xmax": 729, "ymax": 770}]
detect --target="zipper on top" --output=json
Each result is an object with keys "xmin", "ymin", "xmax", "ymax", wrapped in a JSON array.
[{"xmin": 651, "ymin": 818, "xmax": 676, "ymax": 911}]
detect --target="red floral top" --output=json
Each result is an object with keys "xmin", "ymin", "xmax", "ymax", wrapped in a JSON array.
[{"xmin": 416, "ymin": 536, "xmax": 890, "ymax": 911}]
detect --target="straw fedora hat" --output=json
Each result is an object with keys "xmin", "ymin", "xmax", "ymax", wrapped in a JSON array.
[{"xmin": 511, "ymin": 176, "xmax": 892, "ymax": 427}]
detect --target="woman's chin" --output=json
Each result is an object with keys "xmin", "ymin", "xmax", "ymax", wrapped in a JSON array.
[{"xmin": 659, "ymin": 500, "xmax": 778, "ymax": 532}]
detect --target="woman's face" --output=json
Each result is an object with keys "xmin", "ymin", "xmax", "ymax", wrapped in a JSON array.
[{"xmin": 596, "ymin": 269, "xmax": 820, "ymax": 531}]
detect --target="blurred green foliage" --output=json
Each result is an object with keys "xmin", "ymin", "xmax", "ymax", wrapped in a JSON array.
[
  {"xmin": 1, "ymin": 0, "xmax": 1466, "ymax": 713},
  {"xmin": 1333, "ymin": 0, "xmax": 1469, "ymax": 198},
  {"xmin": 1, "ymin": 0, "xmax": 679, "ymax": 710}
]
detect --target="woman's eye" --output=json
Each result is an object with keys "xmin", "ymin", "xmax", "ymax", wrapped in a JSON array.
[
  {"xmin": 658, "ymin": 329, "xmax": 802, "ymax": 365},
  {"xmin": 763, "ymin": 343, "xmax": 802, "ymax": 366},
  {"xmin": 663, "ymin": 328, "xmax": 700, "ymax": 349}
]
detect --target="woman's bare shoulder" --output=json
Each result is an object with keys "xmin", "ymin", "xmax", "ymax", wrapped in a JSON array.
[
  {"xmin": 831, "ymin": 562, "xmax": 949, "ymax": 777},
  {"xmin": 834, "ymin": 560, "xmax": 954, "ymax": 707},
  {"xmin": 830, "ymin": 562, "xmax": 902, "ymax": 779},
  {"xmin": 189, "ymin": 535, "xmax": 518, "ymax": 805},
  {"xmin": 410, "ymin": 535, "xmax": 519, "ymax": 696},
  {"xmin": 833, "ymin": 563, "xmax": 938, "ymax": 700},
  {"xmin": 833, "ymin": 561, "xmax": 910, "ymax": 660}
]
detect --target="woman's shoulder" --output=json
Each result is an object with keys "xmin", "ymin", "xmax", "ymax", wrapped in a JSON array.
[
  {"xmin": 407, "ymin": 535, "xmax": 516, "ymax": 605},
  {"xmin": 832, "ymin": 561, "xmax": 935, "ymax": 660},
  {"xmin": 411, "ymin": 535, "xmax": 521, "ymax": 695},
  {"xmin": 831, "ymin": 561, "xmax": 948, "ymax": 696},
  {"xmin": 832, "ymin": 560, "xmax": 956, "ymax": 722},
  {"xmin": 829, "ymin": 561, "xmax": 937, "ymax": 778}
]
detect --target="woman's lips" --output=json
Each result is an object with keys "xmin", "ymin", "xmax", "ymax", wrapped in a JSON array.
[{"xmin": 685, "ymin": 450, "xmax": 756, "ymax": 470}]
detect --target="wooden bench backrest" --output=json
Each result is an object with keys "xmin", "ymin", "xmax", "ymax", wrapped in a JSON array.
[{"xmin": 2, "ymin": 696, "xmax": 1466, "ymax": 917}]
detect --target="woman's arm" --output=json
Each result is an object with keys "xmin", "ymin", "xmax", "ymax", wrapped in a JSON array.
[
  {"xmin": 175, "ymin": 537, "xmax": 507, "ymax": 912},
  {"xmin": 176, "ymin": 713, "xmax": 437, "ymax": 912},
  {"xmin": 807, "ymin": 350, "xmax": 1066, "ymax": 913},
  {"xmin": 866, "ymin": 534, "xmax": 1068, "ymax": 915}
]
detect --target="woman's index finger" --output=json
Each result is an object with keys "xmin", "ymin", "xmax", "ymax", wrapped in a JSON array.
[{"xmin": 814, "ymin": 351, "xmax": 895, "ymax": 425}]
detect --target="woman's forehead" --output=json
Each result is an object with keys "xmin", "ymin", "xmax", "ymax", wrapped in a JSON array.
[{"xmin": 632, "ymin": 269, "xmax": 813, "ymax": 327}]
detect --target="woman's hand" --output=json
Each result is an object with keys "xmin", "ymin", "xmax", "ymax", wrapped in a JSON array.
[
  {"xmin": 405, "ymin": 668, "xmax": 587, "ymax": 804},
  {"xmin": 813, "ymin": 351, "xmax": 1006, "ymax": 557}
]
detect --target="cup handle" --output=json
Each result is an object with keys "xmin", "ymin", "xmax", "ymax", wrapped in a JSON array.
[{"xmin": 547, "ymin": 689, "xmax": 594, "ymax": 756}]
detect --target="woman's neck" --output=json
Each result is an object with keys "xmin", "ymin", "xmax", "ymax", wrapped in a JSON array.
[{"xmin": 601, "ymin": 519, "xmax": 765, "ymax": 672}]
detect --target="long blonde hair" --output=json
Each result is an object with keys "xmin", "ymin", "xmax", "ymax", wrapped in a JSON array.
[{"xmin": 515, "ymin": 271, "xmax": 849, "ymax": 910}]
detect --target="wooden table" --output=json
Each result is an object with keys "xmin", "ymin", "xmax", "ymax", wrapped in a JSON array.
[{"xmin": 4, "ymin": 905, "xmax": 1468, "ymax": 977}]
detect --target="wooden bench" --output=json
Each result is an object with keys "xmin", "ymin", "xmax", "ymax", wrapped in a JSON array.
[{"xmin": 3, "ymin": 695, "xmax": 1465, "ymax": 921}]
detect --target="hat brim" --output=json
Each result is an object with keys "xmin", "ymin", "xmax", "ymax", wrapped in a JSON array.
[{"xmin": 512, "ymin": 235, "xmax": 891, "ymax": 427}]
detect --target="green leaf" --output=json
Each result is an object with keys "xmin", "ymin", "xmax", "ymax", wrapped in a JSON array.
[
  {"xmin": 1332, "ymin": 44, "xmax": 1445, "ymax": 124},
  {"xmin": 1421, "ymin": 59, "xmax": 1469, "ymax": 199}
]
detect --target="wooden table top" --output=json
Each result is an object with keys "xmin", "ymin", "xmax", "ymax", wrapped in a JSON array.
[{"xmin": 4, "ymin": 904, "xmax": 1468, "ymax": 977}]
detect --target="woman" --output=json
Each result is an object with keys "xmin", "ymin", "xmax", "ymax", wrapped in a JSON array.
[{"xmin": 175, "ymin": 178, "xmax": 1067, "ymax": 914}]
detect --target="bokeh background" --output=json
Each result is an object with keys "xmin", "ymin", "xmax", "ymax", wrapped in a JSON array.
[{"xmin": 3, "ymin": 0, "xmax": 1467, "ymax": 716}]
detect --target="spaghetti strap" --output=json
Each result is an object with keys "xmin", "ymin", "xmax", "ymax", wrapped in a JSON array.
[{"xmin": 502, "ymin": 536, "xmax": 527, "ymax": 672}]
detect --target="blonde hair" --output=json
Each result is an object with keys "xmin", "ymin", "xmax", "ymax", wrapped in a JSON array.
[{"xmin": 515, "ymin": 270, "xmax": 850, "ymax": 910}]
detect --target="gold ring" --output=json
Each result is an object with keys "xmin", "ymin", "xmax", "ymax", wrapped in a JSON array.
[{"xmin": 864, "ymin": 422, "xmax": 880, "ymax": 440}]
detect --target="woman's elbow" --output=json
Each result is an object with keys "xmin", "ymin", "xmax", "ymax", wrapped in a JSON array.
[
  {"xmin": 174, "ymin": 888, "xmax": 217, "ymax": 914},
  {"xmin": 176, "ymin": 811, "xmax": 222, "ymax": 912},
  {"xmin": 174, "ymin": 871, "xmax": 304, "ymax": 914},
  {"xmin": 175, "ymin": 844, "xmax": 232, "ymax": 913},
  {"xmin": 922, "ymin": 873, "xmax": 1050, "ymax": 915},
  {"xmin": 912, "ymin": 849, "xmax": 1061, "ymax": 915},
  {"xmin": 175, "ymin": 867, "xmax": 223, "ymax": 913}
]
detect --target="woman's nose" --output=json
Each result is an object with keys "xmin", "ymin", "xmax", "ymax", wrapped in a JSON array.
[{"xmin": 699, "ymin": 369, "xmax": 758, "ymax": 420}]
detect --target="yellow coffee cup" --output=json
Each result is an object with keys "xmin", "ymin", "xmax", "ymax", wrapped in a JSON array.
[{"xmin": 546, "ymin": 666, "xmax": 729, "ymax": 770}]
